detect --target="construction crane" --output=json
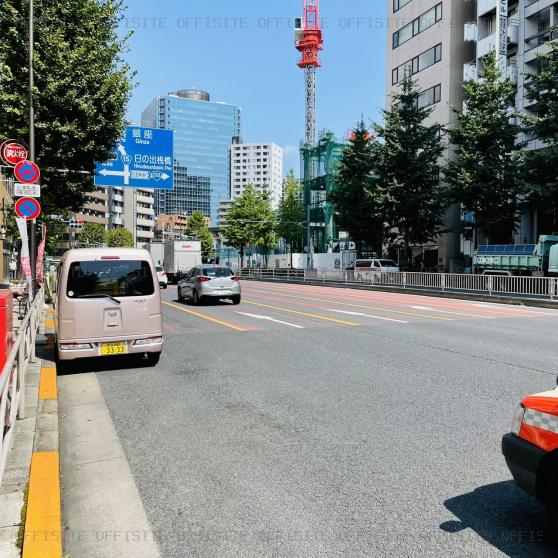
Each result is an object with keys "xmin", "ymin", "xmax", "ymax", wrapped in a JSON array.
[{"xmin": 295, "ymin": 0, "xmax": 323, "ymax": 145}]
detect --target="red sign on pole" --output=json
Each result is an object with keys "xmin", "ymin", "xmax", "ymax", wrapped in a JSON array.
[
  {"xmin": 14, "ymin": 197, "xmax": 41, "ymax": 220},
  {"xmin": 14, "ymin": 160, "xmax": 40, "ymax": 185},
  {"xmin": 1, "ymin": 141, "xmax": 28, "ymax": 167}
]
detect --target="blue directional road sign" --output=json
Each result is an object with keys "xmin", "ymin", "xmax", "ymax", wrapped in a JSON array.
[{"xmin": 94, "ymin": 126, "xmax": 174, "ymax": 190}]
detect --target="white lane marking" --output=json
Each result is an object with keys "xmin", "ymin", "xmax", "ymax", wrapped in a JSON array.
[
  {"xmin": 410, "ymin": 305, "xmax": 495, "ymax": 319},
  {"xmin": 236, "ymin": 312, "xmax": 305, "ymax": 329},
  {"xmin": 470, "ymin": 302, "xmax": 556, "ymax": 315},
  {"xmin": 325, "ymin": 309, "xmax": 408, "ymax": 324}
]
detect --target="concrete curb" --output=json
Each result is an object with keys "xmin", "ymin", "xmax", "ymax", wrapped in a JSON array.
[
  {"xmin": 22, "ymin": 321, "xmax": 62, "ymax": 558},
  {"xmin": 242, "ymin": 277, "xmax": 558, "ymax": 309}
]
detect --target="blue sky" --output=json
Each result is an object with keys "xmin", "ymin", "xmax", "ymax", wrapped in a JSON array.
[{"xmin": 122, "ymin": 1, "xmax": 387, "ymax": 175}]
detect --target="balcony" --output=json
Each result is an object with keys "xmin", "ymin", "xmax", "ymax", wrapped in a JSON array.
[
  {"xmin": 477, "ymin": 33, "xmax": 497, "ymax": 58},
  {"xmin": 464, "ymin": 22, "xmax": 478, "ymax": 42},
  {"xmin": 137, "ymin": 217, "xmax": 154, "ymax": 228},
  {"xmin": 463, "ymin": 61, "xmax": 477, "ymax": 81}
]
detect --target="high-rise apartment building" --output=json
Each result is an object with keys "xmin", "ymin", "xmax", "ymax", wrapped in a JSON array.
[
  {"xmin": 230, "ymin": 143, "xmax": 284, "ymax": 209},
  {"xmin": 141, "ymin": 89, "xmax": 241, "ymax": 225},
  {"xmin": 464, "ymin": 0, "xmax": 558, "ymax": 242}
]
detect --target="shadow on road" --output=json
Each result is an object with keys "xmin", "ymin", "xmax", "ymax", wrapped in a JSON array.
[
  {"xmin": 56, "ymin": 354, "xmax": 157, "ymax": 376},
  {"xmin": 441, "ymin": 481, "xmax": 557, "ymax": 557}
]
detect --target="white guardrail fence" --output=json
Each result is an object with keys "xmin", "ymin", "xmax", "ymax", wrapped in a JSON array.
[
  {"xmin": 0, "ymin": 286, "xmax": 45, "ymax": 485},
  {"xmin": 240, "ymin": 269, "xmax": 558, "ymax": 301}
]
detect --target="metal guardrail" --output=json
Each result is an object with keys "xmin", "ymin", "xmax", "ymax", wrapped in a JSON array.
[
  {"xmin": 0, "ymin": 286, "xmax": 45, "ymax": 485},
  {"xmin": 242, "ymin": 268, "xmax": 558, "ymax": 301}
]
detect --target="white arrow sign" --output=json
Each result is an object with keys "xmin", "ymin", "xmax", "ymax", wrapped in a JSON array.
[
  {"xmin": 100, "ymin": 165, "xmax": 130, "ymax": 185},
  {"xmin": 326, "ymin": 309, "xmax": 408, "ymax": 324},
  {"xmin": 236, "ymin": 312, "xmax": 304, "ymax": 329},
  {"xmin": 410, "ymin": 305, "xmax": 494, "ymax": 319}
]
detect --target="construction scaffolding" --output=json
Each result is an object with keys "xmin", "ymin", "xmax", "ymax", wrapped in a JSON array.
[{"xmin": 300, "ymin": 131, "xmax": 345, "ymax": 254}]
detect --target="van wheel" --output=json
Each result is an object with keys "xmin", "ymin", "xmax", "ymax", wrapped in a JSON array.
[
  {"xmin": 192, "ymin": 290, "xmax": 200, "ymax": 305},
  {"xmin": 146, "ymin": 353, "xmax": 160, "ymax": 366},
  {"xmin": 231, "ymin": 295, "xmax": 241, "ymax": 305}
]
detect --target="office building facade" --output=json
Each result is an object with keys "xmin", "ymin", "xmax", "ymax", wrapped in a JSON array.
[
  {"xmin": 142, "ymin": 89, "xmax": 241, "ymax": 225},
  {"xmin": 230, "ymin": 143, "xmax": 284, "ymax": 208},
  {"xmin": 387, "ymin": 0, "xmax": 474, "ymax": 270}
]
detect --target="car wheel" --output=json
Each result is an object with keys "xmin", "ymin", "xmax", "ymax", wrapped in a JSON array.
[
  {"xmin": 163, "ymin": 284, "xmax": 168, "ymax": 289},
  {"xmin": 192, "ymin": 290, "xmax": 200, "ymax": 305},
  {"xmin": 145, "ymin": 352, "xmax": 160, "ymax": 366},
  {"xmin": 231, "ymin": 295, "xmax": 241, "ymax": 305},
  {"xmin": 177, "ymin": 287, "xmax": 184, "ymax": 302}
]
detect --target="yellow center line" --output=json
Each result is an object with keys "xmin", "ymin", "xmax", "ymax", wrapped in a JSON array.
[
  {"xmin": 162, "ymin": 301, "xmax": 248, "ymax": 332},
  {"xmin": 243, "ymin": 300, "xmax": 360, "ymax": 326},
  {"xmin": 244, "ymin": 289, "xmax": 455, "ymax": 321}
]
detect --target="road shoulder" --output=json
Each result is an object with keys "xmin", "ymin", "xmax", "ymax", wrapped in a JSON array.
[{"xmin": 59, "ymin": 371, "xmax": 161, "ymax": 558}]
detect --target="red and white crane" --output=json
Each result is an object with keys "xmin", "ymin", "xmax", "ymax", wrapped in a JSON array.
[{"xmin": 295, "ymin": 0, "xmax": 323, "ymax": 145}]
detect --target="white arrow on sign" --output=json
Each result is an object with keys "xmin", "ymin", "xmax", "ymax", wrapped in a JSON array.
[
  {"xmin": 410, "ymin": 305, "xmax": 495, "ymax": 319},
  {"xmin": 236, "ymin": 312, "xmax": 304, "ymax": 329},
  {"xmin": 100, "ymin": 165, "xmax": 130, "ymax": 185},
  {"xmin": 326, "ymin": 309, "xmax": 408, "ymax": 324}
]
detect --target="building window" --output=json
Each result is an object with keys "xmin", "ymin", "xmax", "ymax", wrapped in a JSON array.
[
  {"xmin": 392, "ymin": 43, "xmax": 442, "ymax": 84},
  {"xmin": 417, "ymin": 84, "xmax": 441, "ymax": 108},
  {"xmin": 393, "ymin": 0, "xmax": 413, "ymax": 12},
  {"xmin": 393, "ymin": 3, "xmax": 442, "ymax": 48}
]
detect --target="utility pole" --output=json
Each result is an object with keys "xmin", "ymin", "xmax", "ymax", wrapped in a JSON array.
[{"xmin": 28, "ymin": 0, "xmax": 36, "ymax": 297}]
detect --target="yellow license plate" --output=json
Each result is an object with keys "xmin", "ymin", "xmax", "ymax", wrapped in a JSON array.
[{"xmin": 100, "ymin": 342, "xmax": 127, "ymax": 356}]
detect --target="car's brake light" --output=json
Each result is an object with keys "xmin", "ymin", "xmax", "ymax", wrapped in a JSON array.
[
  {"xmin": 198, "ymin": 276, "xmax": 211, "ymax": 282},
  {"xmin": 232, "ymin": 276, "xmax": 241, "ymax": 281},
  {"xmin": 162, "ymin": 272, "xmax": 166, "ymax": 276},
  {"xmin": 101, "ymin": 256, "xmax": 120, "ymax": 260}
]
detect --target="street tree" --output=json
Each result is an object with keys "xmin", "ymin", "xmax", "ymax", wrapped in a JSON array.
[
  {"xmin": 374, "ymin": 73, "xmax": 445, "ymax": 263},
  {"xmin": 0, "ymin": 0, "xmax": 134, "ymax": 215},
  {"xmin": 444, "ymin": 50, "xmax": 521, "ymax": 244},
  {"xmin": 328, "ymin": 121, "xmax": 384, "ymax": 254},
  {"xmin": 78, "ymin": 222, "xmax": 105, "ymax": 247},
  {"xmin": 521, "ymin": 42, "xmax": 558, "ymax": 231},
  {"xmin": 223, "ymin": 184, "xmax": 275, "ymax": 268},
  {"xmin": 277, "ymin": 170, "xmax": 305, "ymax": 265},
  {"xmin": 105, "ymin": 227, "xmax": 133, "ymax": 248},
  {"xmin": 185, "ymin": 211, "xmax": 213, "ymax": 259},
  {"xmin": 254, "ymin": 190, "xmax": 277, "ymax": 266}
]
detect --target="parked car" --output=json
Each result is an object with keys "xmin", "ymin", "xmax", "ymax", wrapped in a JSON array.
[
  {"xmin": 354, "ymin": 259, "xmax": 400, "ymax": 273},
  {"xmin": 178, "ymin": 265, "xmax": 241, "ymax": 305},
  {"xmin": 156, "ymin": 265, "xmax": 168, "ymax": 289},
  {"xmin": 55, "ymin": 248, "xmax": 163, "ymax": 365},
  {"xmin": 502, "ymin": 379, "xmax": 558, "ymax": 529}
]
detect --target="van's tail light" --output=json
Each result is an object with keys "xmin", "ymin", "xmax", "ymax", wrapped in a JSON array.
[
  {"xmin": 60, "ymin": 343, "xmax": 92, "ymax": 351},
  {"xmin": 162, "ymin": 272, "xmax": 167, "ymax": 276},
  {"xmin": 198, "ymin": 276, "xmax": 211, "ymax": 282},
  {"xmin": 232, "ymin": 276, "xmax": 241, "ymax": 281},
  {"xmin": 133, "ymin": 337, "xmax": 163, "ymax": 346}
]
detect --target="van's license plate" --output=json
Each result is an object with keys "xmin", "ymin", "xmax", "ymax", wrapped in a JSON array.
[{"xmin": 100, "ymin": 342, "xmax": 127, "ymax": 356}]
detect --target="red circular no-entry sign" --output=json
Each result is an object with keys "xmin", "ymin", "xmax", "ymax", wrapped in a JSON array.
[
  {"xmin": 15, "ymin": 197, "xmax": 41, "ymax": 220},
  {"xmin": 14, "ymin": 160, "xmax": 40, "ymax": 184},
  {"xmin": 1, "ymin": 141, "xmax": 28, "ymax": 166}
]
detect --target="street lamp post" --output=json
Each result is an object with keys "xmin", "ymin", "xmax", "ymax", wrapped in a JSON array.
[{"xmin": 28, "ymin": 0, "xmax": 37, "ymax": 297}]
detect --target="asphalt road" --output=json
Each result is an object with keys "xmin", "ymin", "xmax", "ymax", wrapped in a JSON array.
[{"xmin": 88, "ymin": 281, "xmax": 558, "ymax": 557}]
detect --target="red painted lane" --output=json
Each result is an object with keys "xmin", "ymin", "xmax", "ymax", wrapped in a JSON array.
[{"xmin": 242, "ymin": 281, "xmax": 557, "ymax": 319}]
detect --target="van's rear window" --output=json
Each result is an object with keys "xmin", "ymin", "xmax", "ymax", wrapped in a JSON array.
[{"xmin": 67, "ymin": 260, "xmax": 154, "ymax": 298}]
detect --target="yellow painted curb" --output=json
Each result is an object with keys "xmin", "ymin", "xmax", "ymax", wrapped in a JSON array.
[
  {"xmin": 39, "ymin": 367, "xmax": 57, "ymax": 400},
  {"xmin": 22, "ymin": 451, "xmax": 62, "ymax": 558}
]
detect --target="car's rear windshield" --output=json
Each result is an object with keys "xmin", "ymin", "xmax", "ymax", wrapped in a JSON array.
[
  {"xmin": 379, "ymin": 260, "xmax": 397, "ymax": 266},
  {"xmin": 66, "ymin": 260, "xmax": 155, "ymax": 297},
  {"xmin": 355, "ymin": 260, "xmax": 373, "ymax": 267},
  {"xmin": 156, "ymin": 266, "xmax": 163, "ymax": 272},
  {"xmin": 202, "ymin": 267, "xmax": 234, "ymax": 277}
]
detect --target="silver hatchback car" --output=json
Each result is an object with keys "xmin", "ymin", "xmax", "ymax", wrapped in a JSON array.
[{"xmin": 178, "ymin": 265, "xmax": 241, "ymax": 305}]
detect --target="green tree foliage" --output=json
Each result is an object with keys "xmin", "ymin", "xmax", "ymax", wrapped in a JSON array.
[
  {"xmin": 223, "ymin": 184, "xmax": 275, "ymax": 267},
  {"xmin": 328, "ymin": 121, "xmax": 384, "ymax": 254},
  {"xmin": 444, "ymin": 51, "xmax": 521, "ymax": 243},
  {"xmin": 276, "ymin": 170, "xmax": 305, "ymax": 259},
  {"xmin": 0, "ymin": 0, "xmax": 134, "ymax": 215},
  {"xmin": 185, "ymin": 210, "xmax": 213, "ymax": 259},
  {"xmin": 105, "ymin": 227, "xmax": 133, "ymax": 247},
  {"xmin": 521, "ymin": 42, "xmax": 558, "ymax": 230},
  {"xmin": 374, "ymin": 73, "xmax": 445, "ymax": 260},
  {"xmin": 254, "ymin": 190, "xmax": 277, "ymax": 265},
  {"xmin": 77, "ymin": 222, "xmax": 105, "ymax": 247}
]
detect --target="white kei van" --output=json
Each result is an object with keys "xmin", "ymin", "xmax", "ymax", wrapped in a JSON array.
[{"xmin": 55, "ymin": 248, "xmax": 163, "ymax": 364}]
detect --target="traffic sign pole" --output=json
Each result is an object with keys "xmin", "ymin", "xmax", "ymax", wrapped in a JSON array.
[{"xmin": 29, "ymin": 0, "xmax": 36, "ymax": 298}]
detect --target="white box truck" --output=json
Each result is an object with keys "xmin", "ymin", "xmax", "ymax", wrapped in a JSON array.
[
  {"xmin": 143, "ymin": 242, "xmax": 165, "ymax": 267},
  {"xmin": 163, "ymin": 240, "xmax": 202, "ymax": 283}
]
